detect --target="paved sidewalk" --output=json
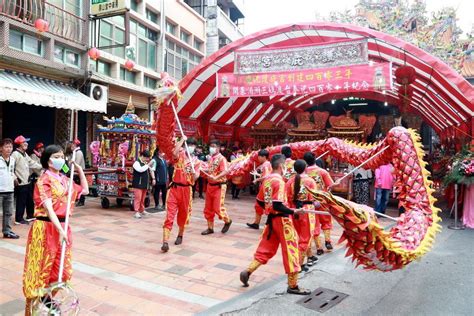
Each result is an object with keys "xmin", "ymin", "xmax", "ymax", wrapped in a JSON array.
[
  {"xmin": 1, "ymin": 190, "xmax": 373, "ymax": 315},
  {"xmin": 199, "ymin": 209, "xmax": 474, "ymax": 316}
]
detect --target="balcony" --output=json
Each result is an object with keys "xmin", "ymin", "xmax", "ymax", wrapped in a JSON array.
[
  {"xmin": 0, "ymin": 0, "xmax": 86, "ymax": 44},
  {"xmin": 216, "ymin": 6, "xmax": 243, "ymax": 42}
]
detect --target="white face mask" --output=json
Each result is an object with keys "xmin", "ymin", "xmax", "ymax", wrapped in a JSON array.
[
  {"xmin": 209, "ymin": 147, "xmax": 217, "ymax": 155},
  {"xmin": 187, "ymin": 146, "xmax": 195, "ymax": 154}
]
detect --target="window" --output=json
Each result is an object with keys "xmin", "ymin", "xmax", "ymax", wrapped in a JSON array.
[
  {"xmin": 165, "ymin": 39, "xmax": 201, "ymax": 79},
  {"xmin": 180, "ymin": 31, "xmax": 190, "ymax": 43},
  {"xmin": 9, "ymin": 30, "xmax": 43, "ymax": 56},
  {"xmin": 54, "ymin": 45, "xmax": 80, "ymax": 67},
  {"xmin": 120, "ymin": 68, "xmax": 136, "ymax": 84},
  {"xmin": 193, "ymin": 39, "xmax": 202, "ymax": 51},
  {"xmin": 48, "ymin": 0, "xmax": 81, "ymax": 16},
  {"xmin": 90, "ymin": 60, "xmax": 111, "ymax": 76},
  {"xmin": 129, "ymin": 20, "xmax": 157, "ymax": 70},
  {"xmin": 166, "ymin": 21, "xmax": 176, "ymax": 35},
  {"xmin": 146, "ymin": 9, "xmax": 159, "ymax": 24},
  {"xmin": 130, "ymin": 0, "xmax": 138, "ymax": 11},
  {"xmin": 144, "ymin": 76, "xmax": 157, "ymax": 89},
  {"xmin": 99, "ymin": 16, "xmax": 126, "ymax": 58}
]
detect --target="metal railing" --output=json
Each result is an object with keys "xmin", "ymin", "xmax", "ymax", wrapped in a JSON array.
[{"xmin": 0, "ymin": 0, "xmax": 86, "ymax": 44}]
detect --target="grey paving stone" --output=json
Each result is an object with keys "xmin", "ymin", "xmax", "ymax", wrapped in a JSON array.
[
  {"xmin": 78, "ymin": 229, "xmax": 95, "ymax": 234},
  {"xmin": 175, "ymin": 249, "xmax": 196, "ymax": 257},
  {"xmin": 165, "ymin": 265, "xmax": 192, "ymax": 276},
  {"xmin": 232, "ymin": 241, "xmax": 252, "ymax": 249},
  {"xmin": 0, "ymin": 299, "xmax": 24, "ymax": 315},
  {"xmin": 113, "ymin": 220, "xmax": 127, "ymax": 225},
  {"xmin": 91, "ymin": 237, "xmax": 108, "ymax": 242},
  {"xmin": 215, "ymin": 263, "xmax": 237, "ymax": 271}
]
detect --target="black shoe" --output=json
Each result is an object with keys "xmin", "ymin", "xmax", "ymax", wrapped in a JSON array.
[
  {"xmin": 325, "ymin": 241, "xmax": 333, "ymax": 251},
  {"xmin": 287, "ymin": 286, "xmax": 311, "ymax": 295},
  {"xmin": 14, "ymin": 219, "xmax": 29, "ymax": 225},
  {"xmin": 175, "ymin": 236, "xmax": 183, "ymax": 245},
  {"xmin": 76, "ymin": 202, "xmax": 84, "ymax": 207},
  {"xmin": 307, "ymin": 256, "xmax": 318, "ymax": 266},
  {"xmin": 199, "ymin": 195, "xmax": 204, "ymax": 199},
  {"xmin": 240, "ymin": 270, "xmax": 250, "ymax": 287},
  {"xmin": 201, "ymin": 228, "xmax": 214, "ymax": 235},
  {"xmin": 221, "ymin": 220, "xmax": 232, "ymax": 233},
  {"xmin": 3, "ymin": 232, "xmax": 19, "ymax": 239},
  {"xmin": 317, "ymin": 249, "xmax": 324, "ymax": 256},
  {"xmin": 299, "ymin": 264, "xmax": 309, "ymax": 273},
  {"xmin": 25, "ymin": 217, "xmax": 36, "ymax": 222},
  {"xmin": 246, "ymin": 223, "xmax": 259, "ymax": 230},
  {"xmin": 161, "ymin": 242, "xmax": 169, "ymax": 252}
]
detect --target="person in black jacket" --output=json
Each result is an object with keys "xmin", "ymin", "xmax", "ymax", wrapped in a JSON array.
[
  {"xmin": 152, "ymin": 148, "xmax": 168, "ymax": 210},
  {"xmin": 132, "ymin": 150, "xmax": 155, "ymax": 219}
]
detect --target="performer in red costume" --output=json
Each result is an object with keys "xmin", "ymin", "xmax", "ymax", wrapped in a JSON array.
[
  {"xmin": 281, "ymin": 145, "xmax": 295, "ymax": 182},
  {"xmin": 161, "ymin": 137, "xmax": 200, "ymax": 252},
  {"xmin": 304, "ymin": 152, "xmax": 335, "ymax": 256},
  {"xmin": 286, "ymin": 159, "xmax": 320, "ymax": 271},
  {"xmin": 201, "ymin": 140, "xmax": 232, "ymax": 235},
  {"xmin": 240, "ymin": 154, "xmax": 310, "ymax": 295},
  {"xmin": 246, "ymin": 149, "xmax": 271, "ymax": 229}
]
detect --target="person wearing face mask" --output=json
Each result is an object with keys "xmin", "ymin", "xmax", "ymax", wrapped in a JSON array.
[
  {"xmin": 151, "ymin": 148, "xmax": 168, "ymax": 210},
  {"xmin": 304, "ymin": 151, "xmax": 335, "ymax": 256},
  {"xmin": 239, "ymin": 154, "xmax": 310, "ymax": 295},
  {"xmin": 161, "ymin": 137, "xmax": 201, "ymax": 252},
  {"xmin": 22, "ymin": 144, "xmax": 88, "ymax": 313},
  {"xmin": 281, "ymin": 146, "xmax": 295, "ymax": 182},
  {"xmin": 132, "ymin": 150, "xmax": 155, "ymax": 219},
  {"xmin": 230, "ymin": 147, "xmax": 241, "ymax": 200},
  {"xmin": 201, "ymin": 139, "xmax": 232, "ymax": 235},
  {"xmin": 247, "ymin": 149, "xmax": 272, "ymax": 229},
  {"xmin": 12, "ymin": 135, "xmax": 42, "ymax": 225}
]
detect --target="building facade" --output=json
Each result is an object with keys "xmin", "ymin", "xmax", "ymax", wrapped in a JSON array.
[
  {"xmin": 89, "ymin": 0, "xmax": 206, "ymax": 124},
  {"xmin": 183, "ymin": 0, "xmax": 245, "ymax": 56},
  {"xmin": 0, "ymin": 0, "xmax": 102, "ymax": 147}
]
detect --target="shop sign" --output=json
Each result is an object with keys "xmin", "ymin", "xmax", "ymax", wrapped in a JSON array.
[
  {"xmin": 234, "ymin": 39, "xmax": 368, "ymax": 74},
  {"xmin": 217, "ymin": 62, "xmax": 392, "ymax": 98},
  {"xmin": 91, "ymin": 0, "xmax": 129, "ymax": 17}
]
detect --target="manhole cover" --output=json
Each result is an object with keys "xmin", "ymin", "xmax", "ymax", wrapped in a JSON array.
[{"xmin": 296, "ymin": 287, "xmax": 348, "ymax": 313}]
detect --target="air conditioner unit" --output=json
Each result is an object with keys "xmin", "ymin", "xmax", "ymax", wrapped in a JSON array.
[{"xmin": 88, "ymin": 83, "xmax": 108, "ymax": 105}]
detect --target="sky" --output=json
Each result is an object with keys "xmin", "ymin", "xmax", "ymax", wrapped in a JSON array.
[{"xmin": 241, "ymin": 0, "xmax": 473, "ymax": 39}]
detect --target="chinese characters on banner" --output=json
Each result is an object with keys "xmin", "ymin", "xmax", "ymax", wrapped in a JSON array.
[{"xmin": 216, "ymin": 62, "xmax": 393, "ymax": 98}]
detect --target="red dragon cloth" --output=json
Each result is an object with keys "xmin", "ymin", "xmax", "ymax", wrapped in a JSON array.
[{"xmin": 154, "ymin": 76, "xmax": 440, "ymax": 271}]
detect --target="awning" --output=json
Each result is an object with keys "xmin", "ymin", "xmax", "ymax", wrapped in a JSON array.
[{"xmin": 0, "ymin": 71, "xmax": 106, "ymax": 113}]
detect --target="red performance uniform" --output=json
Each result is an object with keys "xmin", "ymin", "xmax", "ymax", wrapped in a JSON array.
[
  {"xmin": 163, "ymin": 150, "xmax": 200, "ymax": 241},
  {"xmin": 23, "ymin": 171, "xmax": 82, "ymax": 303},
  {"xmin": 306, "ymin": 165, "xmax": 334, "ymax": 242},
  {"xmin": 286, "ymin": 174, "xmax": 317, "ymax": 262},
  {"xmin": 282, "ymin": 158, "xmax": 295, "ymax": 182},
  {"xmin": 204, "ymin": 152, "xmax": 230, "ymax": 224},
  {"xmin": 253, "ymin": 173, "xmax": 300, "ymax": 274},
  {"xmin": 255, "ymin": 160, "xmax": 272, "ymax": 217}
]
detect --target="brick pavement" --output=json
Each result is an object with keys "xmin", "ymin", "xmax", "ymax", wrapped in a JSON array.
[{"xmin": 0, "ymin": 191, "xmax": 394, "ymax": 315}]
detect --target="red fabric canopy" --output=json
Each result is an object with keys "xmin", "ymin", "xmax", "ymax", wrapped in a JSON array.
[{"xmin": 178, "ymin": 23, "xmax": 474, "ymax": 137}]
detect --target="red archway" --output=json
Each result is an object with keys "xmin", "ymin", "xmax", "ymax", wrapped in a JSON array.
[{"xmin": 178, "ymin": 22, "xmax": 474, "ymax": 142}]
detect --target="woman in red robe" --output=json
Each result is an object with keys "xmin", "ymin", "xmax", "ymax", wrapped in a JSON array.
[{"xmin": 23, "ymin": 145, "xmax": 88, "ymax": 314}]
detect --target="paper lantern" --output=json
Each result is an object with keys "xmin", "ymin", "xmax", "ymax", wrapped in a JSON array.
[
  {"xmin": 395, "ymin": 66, "xmax": 416, "ymax": 85},
  {"xmin": 88, "ymin": 47, "xmax": 101, "ymax": 61},
  {"xmin": 34, "ymin": 19, "xmax": 49, "ymax": 33},
  {"xmin": 125, "ymin": 59, "xmax": 135, "ymax": 71}
]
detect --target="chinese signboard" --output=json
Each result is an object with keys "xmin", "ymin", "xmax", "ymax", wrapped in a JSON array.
[
  {"xmin": 216, "ymin": 62, "xmax": 392, "ymax": 98},
  {"xmin": 91, "ymin": 0, "xmax": 129, "ymax": 16},
  {"xmin": 234, "ymin": 39, "xmax": 368, "ymax": 74}
]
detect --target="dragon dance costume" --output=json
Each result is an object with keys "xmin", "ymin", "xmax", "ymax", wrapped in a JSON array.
[
  {"xmin": 23, "ymin": 171, "xmax": 81, "ymax": 313},
  {"xmin": 162, "ymin": 150, "xmax": 200, "ymax": 249}
]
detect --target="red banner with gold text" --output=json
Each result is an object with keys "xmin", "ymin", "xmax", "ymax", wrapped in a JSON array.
[{"xmin": 216, "ymin": 62, "xmax": 392, "ymax": 98}]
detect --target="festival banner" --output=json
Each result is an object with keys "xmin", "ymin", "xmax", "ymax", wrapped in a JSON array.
[
  {"xmin": 234, "ymin": 39, "xmax": 368, "ymax": 74},
  {"xmin": 216, "ymin": 62, "xmax": 392, "ymax": 98}
]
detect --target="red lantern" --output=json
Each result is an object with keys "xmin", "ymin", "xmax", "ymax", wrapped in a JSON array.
[
  {"xmin": 125, "ymin": 59, "xmax": 135, "ymax": 71},
  {"xmin": 88, "ymin": 47, "xmax": 101, "ymax": 61},
  {"xmin": 395, "ymin": 66, "xmax": 416, "ymax": 85},
  {"xmin": 34, "ymin": 19, "xmax": 49, "ymax": 33}
]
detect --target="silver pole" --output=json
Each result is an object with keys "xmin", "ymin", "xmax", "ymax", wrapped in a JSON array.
[{"xmin": 448, "ymin": 183, "xmax": 465, "ymax": 230}]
